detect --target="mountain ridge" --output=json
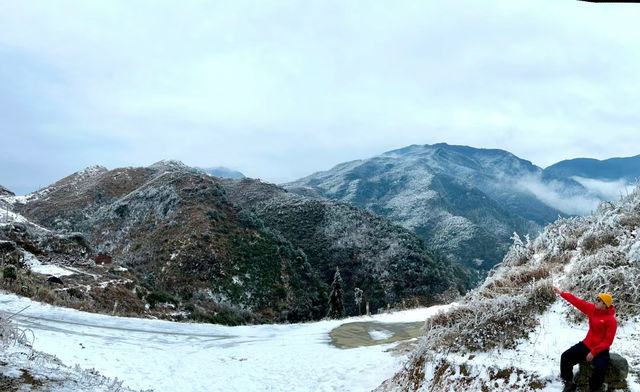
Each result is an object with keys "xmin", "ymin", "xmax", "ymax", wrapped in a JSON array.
[
  {"xmin": 1, "ymin": 161, "xmax": 462, "ymax": 324},
  {"xmin": 545, "ymin": 154, "xmax": 640, "ymax": 182},
  {"xmin": 284, "ymin": 143, "xmax": 572, "ymax": 276}
]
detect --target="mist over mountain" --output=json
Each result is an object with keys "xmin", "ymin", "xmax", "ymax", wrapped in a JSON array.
[
  {"xmin": 284, "ymin": 143, "xmax": 625, "ymax": 276},
  {"xmin": 544, "ymin": 156, "xmax": 639, "ymax": 202}
]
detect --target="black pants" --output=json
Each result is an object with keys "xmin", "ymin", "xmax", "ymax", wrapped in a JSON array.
[{"xmin": 561, "ymin": 342, "xmax": 609, "ymax": 390}]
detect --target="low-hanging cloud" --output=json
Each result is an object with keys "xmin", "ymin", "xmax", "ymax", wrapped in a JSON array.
[
  {"xmin": 571, "ymin": 176, "xmax": 635, "ymax": 202},
  {"xmin": 515, "ymin": 175, "xmax": 603, "ymax": 216}
]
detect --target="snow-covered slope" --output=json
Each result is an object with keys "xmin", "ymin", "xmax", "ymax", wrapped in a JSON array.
[{"xmin": 377, "ymin": 187, "xmax": 640, "ymax": 391}]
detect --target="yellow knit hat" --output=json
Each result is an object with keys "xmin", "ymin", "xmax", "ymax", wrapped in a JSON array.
[{"xmin": 598, "ymin": 293, "xmax": 613, "ymax": 308}]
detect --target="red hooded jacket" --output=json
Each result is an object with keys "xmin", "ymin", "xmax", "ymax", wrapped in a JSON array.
[{"xmin": 561, "ymin": 292, "xmax": 617, "ymax": 356}]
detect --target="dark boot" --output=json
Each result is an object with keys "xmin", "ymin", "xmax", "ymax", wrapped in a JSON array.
[{"xmin": 562, "ymin": 381, "xmax": 577, "ymax": 392}]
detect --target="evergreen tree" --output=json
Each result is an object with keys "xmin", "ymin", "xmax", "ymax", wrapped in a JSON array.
[
  {"xmin": 327, "ymin": 267, "xmax": 345, "ymax": 319},
  {"xmin": 354, "ymin": 287, "xmax": 363, "ymax": 316}
]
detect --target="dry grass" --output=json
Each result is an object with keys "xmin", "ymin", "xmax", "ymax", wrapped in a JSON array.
[
  {"xmin": 392, "ymin": 354, "xmax": 549, "ymax": 392},
  {"xmin": 416, "ymin": 247, "xmax": 559, "ymax": 353},
  {"xmin": 0, "ymin": 272, "xmax": 146, "ymax": 319},
  {"xmin": 416, "ymin": 252, "xmax": 558, "ymax": 354},
  {"xmin": 581, "ymin": 232, "xmax": 619, "ymax": 254},
  {"xmin": 564, "ymin": 248, "xmax": 640, "ymax": 322},
  {"xmin": 421, "ymin": 284, "xmax": 554, "ymax": 353},
  {"xmin": 481, "ymin": 264, "xmax": 553, "ymax": 297}
]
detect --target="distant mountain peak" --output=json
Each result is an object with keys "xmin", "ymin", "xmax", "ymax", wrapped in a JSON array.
[
  {"xmin": 284, "ymin": 142, "xmax": 583, "ymax": 275},
  {"xmin": 383, "ymin": 143, "xmax": 525, "ymax": 163},
  {"xmin": 148, "ymin": 160, "xmax": 191, "ymax": 171},
  {"xmin": 199, "ymin": 167, "xmax": 245, "ymax": 179},
  {"xmin": 545, "ymin": 154, "xmax": 640, "ymax": 182}
]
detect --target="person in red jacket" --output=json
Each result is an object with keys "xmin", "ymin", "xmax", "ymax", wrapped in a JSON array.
[{"xmin": 553, "ymin": 287, "xmax": 617, "ymax": 392}]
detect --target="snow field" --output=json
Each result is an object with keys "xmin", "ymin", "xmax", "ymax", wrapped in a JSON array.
[{"xmin": 0, "ymin": 292, "xmax": 454, "ymax": 392}]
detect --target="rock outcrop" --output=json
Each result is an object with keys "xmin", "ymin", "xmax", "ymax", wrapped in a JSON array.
[
  {"xmin": 0, "ymin": 185, "xmax": 14, "ymax": 197},
  {"xmin": 575, "ymin": 353, "xmax": 629, "ymax": 391}
]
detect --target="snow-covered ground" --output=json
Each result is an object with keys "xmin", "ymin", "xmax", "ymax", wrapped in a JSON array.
[
  {"xmin": 426, "ymin": 301, "xmax": 640, "ymax": 392},
  {"xmin": 22, "ymin": 251, "xmax": 76, "ymax": 277},
  {"xmin": 0, "ymin": 292, "xmax": 453, "ymax": 392},
  {"xmin": 0, "ymin": 195, "xmax": 50, "ymax": 233}
]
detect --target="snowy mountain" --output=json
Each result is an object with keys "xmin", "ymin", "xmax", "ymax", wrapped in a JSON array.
[
  {"xmin": 376, "ymin": 186, "xmax": 640, "ymax": 391},
  {"xmin": 0, "ymin": 161, "xmax": 463, "ymax": 326},
  {"xmin": 198, "ymin": 166, "xmax": 246, "ymax": 179},
  {"xmin": 284, "ymin": 143, "xmax": 615, "ymax": 279}
]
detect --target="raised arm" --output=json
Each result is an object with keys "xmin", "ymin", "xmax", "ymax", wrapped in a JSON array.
[{"xmin": 553, "ymin": 287, "xmax": 595, "ymax": 315}]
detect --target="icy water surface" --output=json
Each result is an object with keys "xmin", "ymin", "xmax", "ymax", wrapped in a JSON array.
[{"xmin": 329, "ymin": 321, "xmax": 424, "ymax": 348}]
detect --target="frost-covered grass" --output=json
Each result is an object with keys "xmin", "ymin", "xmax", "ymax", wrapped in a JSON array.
[
  {"xmin": 0, "ymin": 304, "xmax": 145, "ymax": 392},
  {"xmin": 381, "ymin": 302, "xmax": 640, "ymax": 392},
  {"xmin": 379, "ymin": 187, "xmax": 640, "ymax": 391},
  {"xmin": 0, "ymin": 344, "xmax": 147, "ymax": 392}
]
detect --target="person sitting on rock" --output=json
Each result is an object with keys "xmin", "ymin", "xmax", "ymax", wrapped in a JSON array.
[{"xmin": 553, "ymin": 287, "xmax": 617, "ymax": 392}]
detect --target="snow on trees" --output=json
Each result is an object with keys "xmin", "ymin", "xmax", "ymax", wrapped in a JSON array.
[
  {"xmin": 327, "ymin": 267, "xmax": 345, "ymax": 319},
  {"xmin": 354, "ymin": 287, "xmax": 363, "ymax": 316},
  {"xmin": 502, "ymin": 232, "xmax": 533, "ymax": 267}
]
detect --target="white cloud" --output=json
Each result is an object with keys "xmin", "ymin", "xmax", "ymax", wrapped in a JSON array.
[
  {"xmin": 2, "ymin": 1, "xmax": 640, "ymax": 193},
  {"xmin": 571, "ymin": 176, "xmax": 635, "ymax": 201},
  {"xmin": 517, "ymin": 175, "xmax": 636, "ymax": 217},
  {"xmin": 516, "ymin": 175, "xmax": 601, "ymax": 216}
]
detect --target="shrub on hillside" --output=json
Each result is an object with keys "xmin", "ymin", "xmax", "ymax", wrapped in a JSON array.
[
  {"xmin": 581, "ymin": 232, "xmax": 618, "ymax": 254},
  {"xmin": 146, "ymin": 290, "xmax": 178, "ymax": 308},
  {"xmin": 187, "ymin": 302, "xmax": 263, "ymax": 326},
  {"xmin": 421, "ymin": 276, "xmax": 555, "ymax": 352},
  {"xmin": 3, "ymin": 264, "xmax": 17, "ymax": 280},
  {"xmin": 618, "ymin": 212, "xmax": 640, "ymax": 229},
  {"xmin": 88, "ymin": 284, "xmax": 146, "ymax": 315},
  {"xmin": 564, "ymin": 248, "xmax": 640, "ymax": 320},
  {"xmin": 235, "ymin": 209, "xmax": 264, "ymax": 230},
  {"xmin": 502, "ymin": 233, "xmax": 533, "ymax": 267}
]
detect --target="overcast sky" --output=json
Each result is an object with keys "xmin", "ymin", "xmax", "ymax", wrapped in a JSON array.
[{"xmin": 1, "ymin": 1, "xmax": 640, "ymax": 195}]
